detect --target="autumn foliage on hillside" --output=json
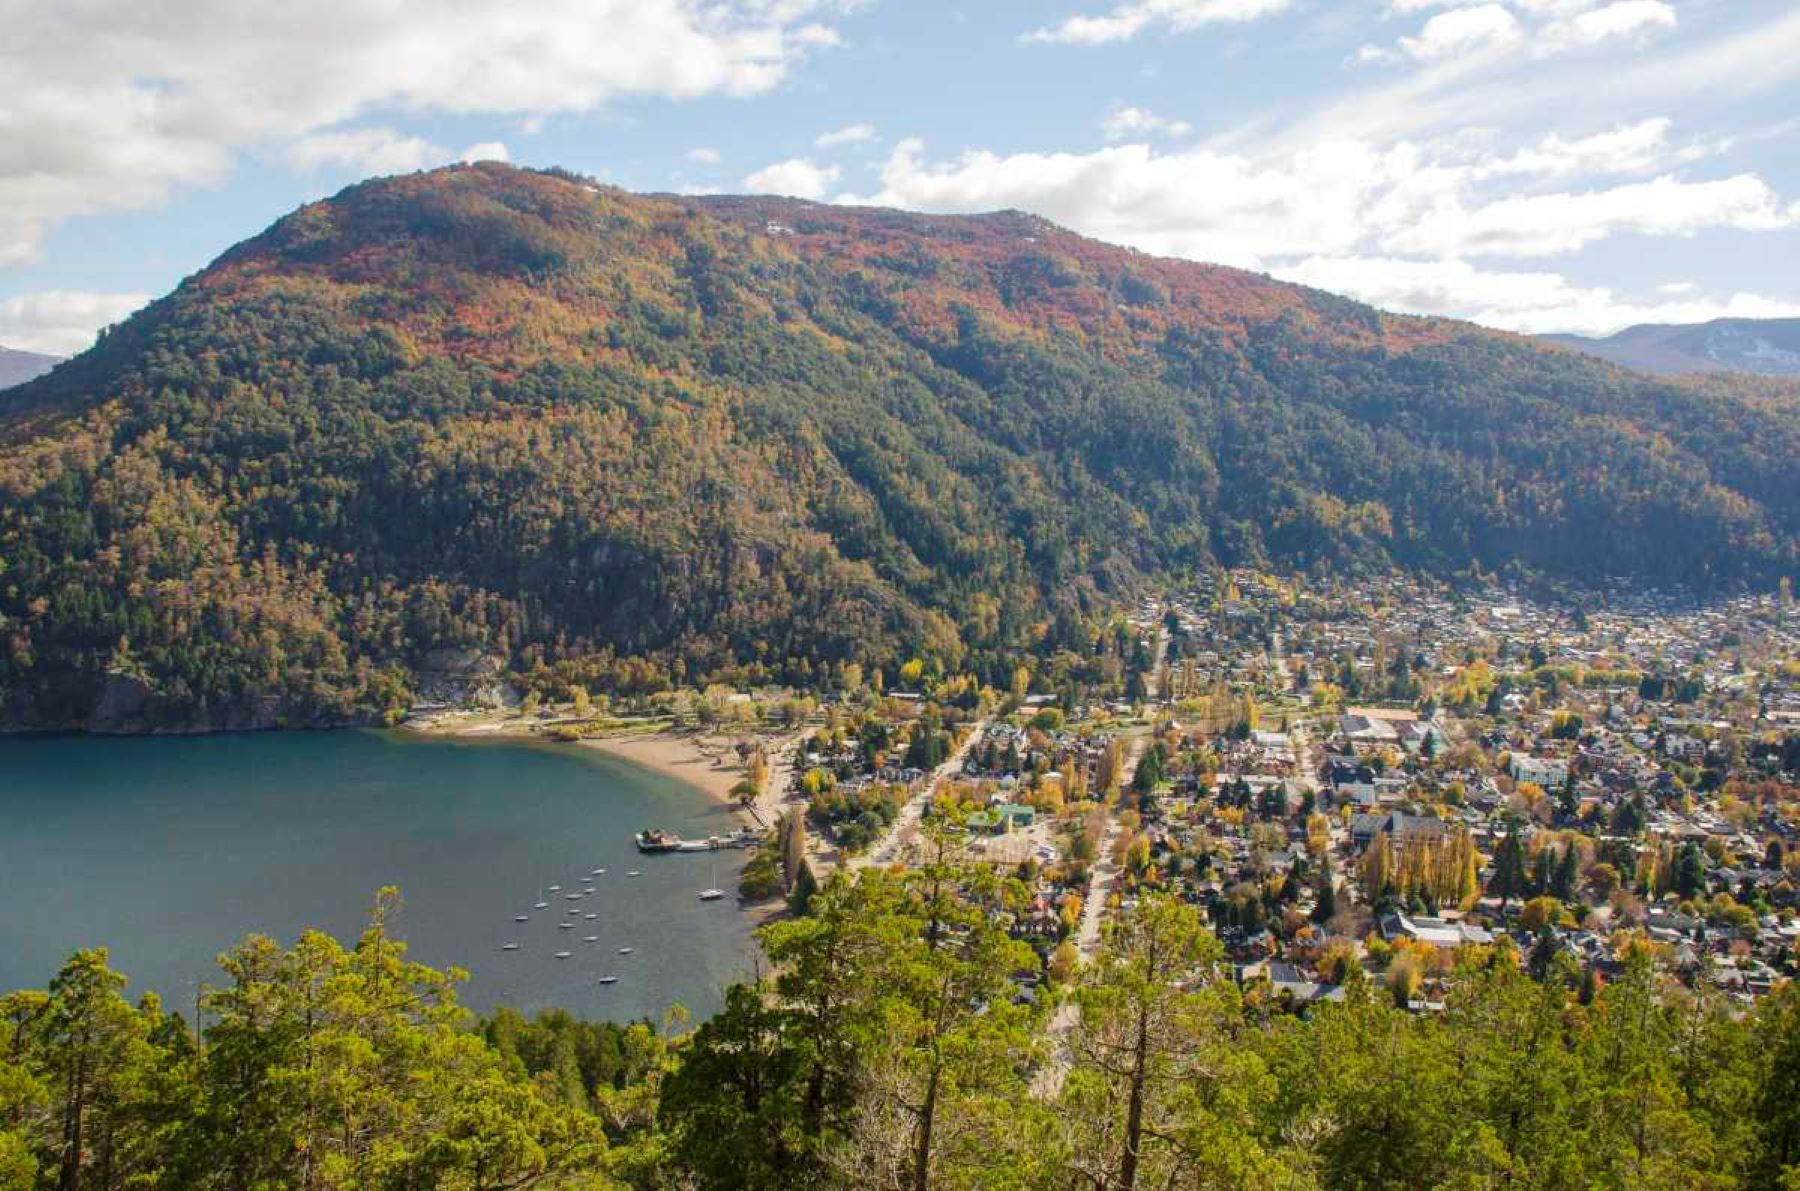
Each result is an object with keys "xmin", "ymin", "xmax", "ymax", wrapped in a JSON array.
[{"xmin": 1, "ymin": 163, "xmax": 1796, "ymax": 728}]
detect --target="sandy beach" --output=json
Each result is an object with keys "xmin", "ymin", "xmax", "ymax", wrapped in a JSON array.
[
  {"xmin": 583, "ymin": 728, "xmax": 807, "ymax": 830},
  {"xmin": 579, "ymin": 728, "xmax": 809, "ymax": 925},
  {"xmin": 580, "ymin": 732, "xmax": 744, "ymax": 806},
  {"xmin": 405, "ymin": 706, "xmax": 805, "ymax": 831}
]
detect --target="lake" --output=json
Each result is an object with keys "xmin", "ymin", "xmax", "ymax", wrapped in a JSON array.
[{"xmin": 0, "ymin": 730, "xmax": 760, "ymax": 1022}]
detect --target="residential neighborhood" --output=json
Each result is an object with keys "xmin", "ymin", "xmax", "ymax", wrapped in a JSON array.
[{"xmin": 759, "ymin": 568, "xmax": 1800, "ymax": 1011}]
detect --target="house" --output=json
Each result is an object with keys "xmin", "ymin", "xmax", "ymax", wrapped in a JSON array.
[
  {"xmin": 1340, "ymin": 714, "xmax": 1400, "ymax": 745},
  {"xmin": 1350, "ymin": 811, "xmax": 1450, "ymax": 850},
  {"xmin": 1243, "ymin": 960, "xmax": 1345, "ymax": 1006},
  {"xmin": 1324, "ymin": 756, "xmax": 1375, "ymax": 787},
  {"xmin": 1381, "ymin": 912, "xmax": 1494, "ymax": 948},
  {"xmin": 1397, "ymin": 720, "xmax": 1448, "ymax": 756},
  {"xmin": 1510, "ymin": 756, "xmax": 1569, "ymax": 788},
  {"xmin": 966, "ymin": 804, "xmax": 1036, "ymax": 834},
  {"xmin": 1663, "ymin": 734, "xmax": 1707, "ymax": 764}
]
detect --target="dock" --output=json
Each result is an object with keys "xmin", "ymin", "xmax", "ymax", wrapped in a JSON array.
[{"xmin": 635, "ymin": 827, "xmax": 760, "ymax": 854}]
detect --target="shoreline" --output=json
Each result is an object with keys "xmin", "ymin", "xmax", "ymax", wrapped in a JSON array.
[
  {"xmin": 401, "ymin": 714, "xmax": 801, "ymax": 925},
  {"xmin": 401, "ymin": 709, "xmax": 802, "ymax": 831},
  {"xmin": 578, "ymin": 731, "xmax": 751, "ymax": 817},
  {"xmin": 579, "ymin": 727, "xmax": 806, "ymax": 835}
]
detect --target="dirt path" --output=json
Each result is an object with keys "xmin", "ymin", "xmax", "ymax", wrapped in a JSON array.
[
  {"xmin": 1037, "ymin": 625, "xmax": 1162, "ymax": 1098},
  {"xmin": 750, "ymin": 727, "xmax": 811, "ymax": 828},
  {"xmin": 1034, "ymin": 729, "xmax": 1148, "ymax": 1098}
]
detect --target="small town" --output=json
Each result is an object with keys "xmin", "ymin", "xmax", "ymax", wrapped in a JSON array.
[
  {"xmin": 735, "ymin": 569, "xmax": 1800, "ymax": 1013},
  {"xmin": 8, "ymin": 2, "xmax": 1800, "ymax": 1181}
]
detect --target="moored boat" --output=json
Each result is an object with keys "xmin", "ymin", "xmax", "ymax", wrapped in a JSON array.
[{"xmin": 635, "ymin": 828, "xmax": 681, "ymax": 853}]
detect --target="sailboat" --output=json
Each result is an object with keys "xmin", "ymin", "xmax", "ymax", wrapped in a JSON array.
[
  {"xmin": 697, "ymin": 853, "xmax": 727, "ymax": 901},
  {"xmin": 533, "ymin": 887, "xmax": 549, "ymax": 909}
]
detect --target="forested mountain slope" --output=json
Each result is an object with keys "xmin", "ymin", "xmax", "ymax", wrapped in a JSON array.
[{"xmin": 1, "ymin": 162, "xmax": 1795, "ymax": 729}]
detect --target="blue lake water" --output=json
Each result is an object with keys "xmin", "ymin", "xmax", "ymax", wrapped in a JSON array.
[{"xmin": 0, "ymin": 730, "xmax": 759, "ymax": 1022}]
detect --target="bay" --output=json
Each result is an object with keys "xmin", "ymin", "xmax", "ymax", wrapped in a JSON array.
[{"xmin": 0, "ymin": 729, "xmax": 760, "ymax": 1022}]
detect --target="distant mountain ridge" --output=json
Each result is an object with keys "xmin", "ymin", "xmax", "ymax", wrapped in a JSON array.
[
  {"xmin": 0, "ymin": 344, "xmax": 62, "ymax": 389},
  {"xmin": 0, "ymin": 163, "xmax": 1795, "ymax": 731},
  {"xmin": 1545, "ymin": 318, "xmax": 1800, "ymax": 378}
]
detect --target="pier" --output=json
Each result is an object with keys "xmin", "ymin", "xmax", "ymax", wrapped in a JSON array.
[{"xmin": 634, "ymin": 827, "xmax": 760, "ymax": 854}]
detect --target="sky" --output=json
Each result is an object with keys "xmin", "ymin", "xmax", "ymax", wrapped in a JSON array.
[{"xmin": 3, "ymin": 0, "xmax": 1798, "ymax": 356}]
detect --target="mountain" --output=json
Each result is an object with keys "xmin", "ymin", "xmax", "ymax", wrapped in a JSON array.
[
  {"xmin": 1545, "ymin": 318, "xmax": 1800, "ymax": 378},
  {"xmin": 0, "ymin": 344, "xmax": 62, "ymax": 389},
  {"xmin": 1, "ymin": 162, "xmax": 1796, "ymax": 730}
]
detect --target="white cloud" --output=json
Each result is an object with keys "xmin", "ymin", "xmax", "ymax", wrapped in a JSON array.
[
  {"xmin": 0, "ymin": 290, "xmax": 151, "ymax": 356},
  {"xmin": 1388, "ymin": 173, "xmax": 1796, "ymax": 257},
  {"xmin": 460, "ymin": 142, "xmax": 511, "ymax": 164},
  {"xmin": 848, "ymin": 138, "xmax": 1312, "ymax": 267},
  {"xmin": 1510, "ymin": 0, "xmax": 1610, "ymax": 16},
  {"xmin": 1398, "ymin": 6, "xmax": 1522, "ymax": 62},
  {"xmin": 0, "ymin": 0, "xmax": 854, "ymax": 268},
  {"xmin": 1026, "ymin": 0, "xmax": 1292, "ymax": 47},
  {"xmin": 1537, "ymin": 0, "xmax": 1676, "ymax": 55},
  {"xmin": 1606, "ymin": 6, "xmax": 1800, "ymax": 104},
  {"xmin": 1276, "ymin": 255, "xmax": 1800, "ymax": 336},
  {"xmin": 1656, "ymin": 281, "xmax": 1697, "ymax": 295},
  {"xmin": 1387, "ymin": 0, "xmax": 1508, "ymax": 12},
  {"xmin": 1101, "ymin": 104, "xmax": 1193, "ymax": 142},
  {"xmin": 743, "ymin": 157, "xmax": 841, "ymax": 199},
  {"xmin": 1396, "ymin": 0, "xmax": 1603, "ymax": 14},
  {"xmin": 1478, "ymin": 116, "xmax": 1672, "ymax": 177},
  {"xmin": 790, "ymin": 23, "xmax": 843, "ymax": 48},
  {"xmin": 845, "ymin": 122, "xmax": 1793, "ymax": 271},
  {"xmin": 686, "ymin": 147, "xmax": 723, "ymax": 164},
  {"xmin": 287, "ymin": 128, "xmax": 446, "ymax": 175},
  {"xmin": 816, "ymin": 122, "xmax": 877, "ymax": 148},
  {"xmin": 1311, "ymin": 7, "xmax": 1800, "ymax": 156},
  {"xmin": 1362, "ymin": 0, "xmax": 1674, "ymax": 67}
]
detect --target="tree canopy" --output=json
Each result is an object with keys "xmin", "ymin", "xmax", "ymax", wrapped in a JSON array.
[{"xmin": 3, "ymin": 163, "xmax": 1796, "ymax": 731}]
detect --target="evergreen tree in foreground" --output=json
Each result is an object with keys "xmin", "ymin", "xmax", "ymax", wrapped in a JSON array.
[{"xmin": 8, "ymin": 878, "xmax": 1800, "ymax": 1188}]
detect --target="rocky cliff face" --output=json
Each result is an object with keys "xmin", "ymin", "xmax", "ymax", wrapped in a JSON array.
[
  {"xmin": 411, "ymin": 649, "xmax": 519, "ymax": 711},
  {"xmin": 79, "ymin": 669, "xmax": 369, "ymax": 734}
]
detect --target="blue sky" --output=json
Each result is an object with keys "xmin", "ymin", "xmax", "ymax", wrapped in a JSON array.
[{"xmin": 3, "ymin": 0, "xmax": 1798, "ymax": 354}]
